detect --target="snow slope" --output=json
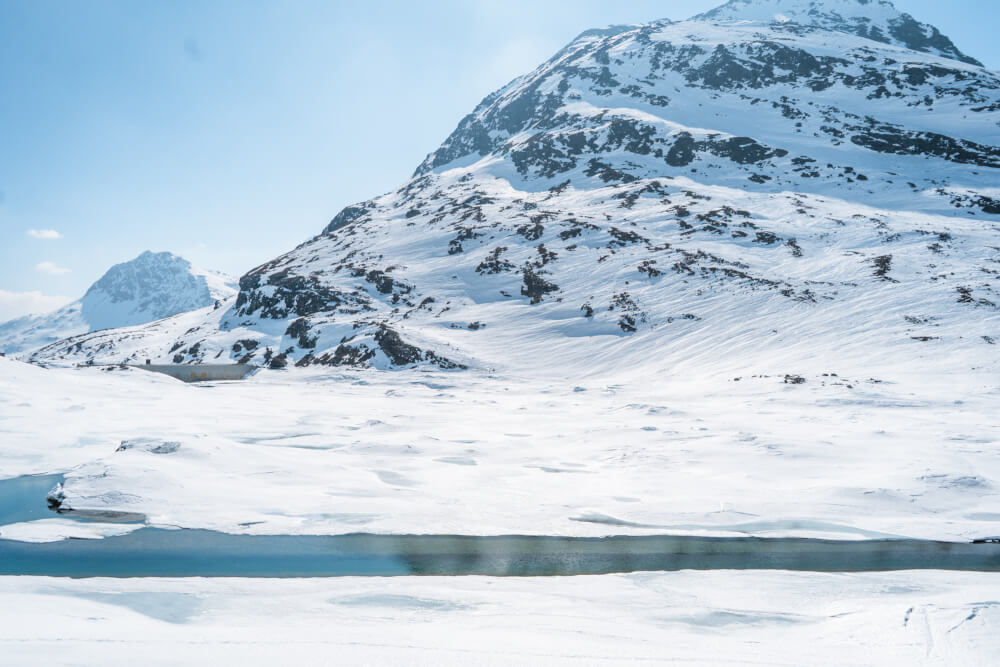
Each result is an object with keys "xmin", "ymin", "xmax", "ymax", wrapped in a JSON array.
[
  {"xmin": 27, "ymin": 0, "xmax": 999, "ymax": 381},
  {"xmin": 0, "ymin": 251, "xmax": 236, "ymax": 355}
]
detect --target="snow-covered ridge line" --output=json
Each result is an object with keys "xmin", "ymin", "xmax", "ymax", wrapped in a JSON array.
[
  {"xmin": 25, "ymin": 0, "xmax": 1000, "ymax": 375},
  {"xmin": 693, "ymin": 0, "xmax": 982, "ymax": 66}
]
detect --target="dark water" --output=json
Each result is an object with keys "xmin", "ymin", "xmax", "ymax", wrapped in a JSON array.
[
  {"xmin": 0, "ymin": 473, "xmax": 63, "ymax": 525},
  {"xmin": 1, "ymin": 530, "xmax": 999, "ymax": 578},
  {"xmin": 3, "ymin": 474, "xmax": 999, "ymax": 578},
  {"xmin": 0, "ymin": 473, "xmax": 144, "ymax": 524}
]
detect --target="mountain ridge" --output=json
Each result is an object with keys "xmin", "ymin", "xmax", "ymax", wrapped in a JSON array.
[
  {"xmin": 693, "ymin": 0, "xmax": 981, "ymax": 66},
  {"xmin": 26, "ymin": 1, "xmax": 1000, "ymax": 377}
]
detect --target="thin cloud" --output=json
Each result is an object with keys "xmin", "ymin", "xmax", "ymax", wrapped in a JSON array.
[
  {"xmin": 0, "ymin": 289, "xmax": 71, "ymax": 321},
  {"xmin": 36, "ymin": 261, "xmax": 70, "ymax": 275},
  {"xmin": 27, "ymin": 229, "xmax": 63, "ymax": 240}
]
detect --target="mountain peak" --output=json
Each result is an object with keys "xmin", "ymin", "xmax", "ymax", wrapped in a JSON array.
[
  {"xmin": 23, "ymin": 2, "xmax": 1000, "ymax": 374},
  {"xmin": 82, "ymin": 251, "xmax": 235, "ymax": 330},
  {"xmin": 697, "ymin": 0, "xmax": 900, "ymax": 21},
  {"xmin": 695, "ymin": 0, "xmax": 981, "ymax": 66},
  {"xmin": 0, "ymin": 251, "xmax": 236, "ymax": 355}
]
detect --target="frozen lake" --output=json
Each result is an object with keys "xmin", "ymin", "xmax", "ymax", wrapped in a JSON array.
[
  {"xmin": 0, "ymin": 473, "xmax": 63, "ymax": 526},
  {"xmin": 2, "ymin": 528, "xmax": 999, "ymax": 577},
  {"xmin": 2, "ymin": 361, "xmax": 998, "ymax": 662}
]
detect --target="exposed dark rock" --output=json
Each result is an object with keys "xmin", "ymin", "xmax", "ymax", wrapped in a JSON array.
[
  {"xmin": 517, "ymin": 221, "xmax": 545, "ymax": 241},
  {"xmin": 232, "ymin": 339, "xmax": 259, "ymax": 354},
  {"xmin": 324, "ymin": 201, "xmax": 376, "ymax": 234},
  {"xmin": 638, "ymin": 259, "xmax": 663, "ymax": 277},
  {"xmin": 285, "ymin": 318, "xmax": 317, "ymax": 349},
  {"xmin": 609, "ymin": 292, "xmax": 645, "ymax": 332},
  {"xmin": 851, "ymin": 124, "xmax": 1000, "ymax": 168},
  {"xmin": 608, "ymin": 227, "xmax": 647, "ymax": 247},
  {"xmin": 477, "ymin": 247, "xmax": 516, "ymax": 275},
  {"xmin": 754, "ymin": 231, "xmax": 782, "ymax": 245},
  {"xmin": 236, "ymin": 267, "xmax": 368, "ymax": 320},
  {"xmin": 363, "ymin": 269, "xmax": 412, "ymax": 296},
  {"xmin": 585, "ymin": 158, "xmax": 637, "ymax": 183},
  {"xmin": 887, "ymin": 14, "xmax": 982, "ymax": 66},
  {"xmin": 521, "ymin": 267, "xmax": 560, "ymax": 304},
  {"xmin": 872, "ymin": 255, "xmax": 897, "ymax": 282},
  {"xmin": 373, "ymin": 325, "xmax": 424, "ymax": 365},
  {"xmin": 373, "ymin": 325, "xmax": 465, "ymax": 370}
]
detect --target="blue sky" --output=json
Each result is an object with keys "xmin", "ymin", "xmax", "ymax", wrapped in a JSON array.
[{"xmin": 0, "ymin": 0, "xmax": 997, "ymax": 320}]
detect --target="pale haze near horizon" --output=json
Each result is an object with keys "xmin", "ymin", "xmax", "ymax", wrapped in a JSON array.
[{"xmin": 0, "ymin": 0, "xmax": 996, "ymax": 320}]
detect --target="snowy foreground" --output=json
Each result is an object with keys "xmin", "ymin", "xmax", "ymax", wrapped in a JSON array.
[
  {"xmin": 1, "ymin": 358, "xmax": 998, "ymax": 542},
  {"xmin": 1, "ymin": 358, "xmax": 998, "ymax": 663},
  {"xmin": 1, "ymin": 571, "xmax": 997, "ymax": 665}
]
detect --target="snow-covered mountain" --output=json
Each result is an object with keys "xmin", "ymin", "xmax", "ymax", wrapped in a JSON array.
[
  {"xmin": 28, "ymin": 0, "xmax": 1000, "ymax": 376},
  {"xmin": 696, "ymin": 0, "xmax": 982, "ymax": 65},
  {"xmin": 0, "ymin": 251, "xmax": 236, "ymax": 355}
]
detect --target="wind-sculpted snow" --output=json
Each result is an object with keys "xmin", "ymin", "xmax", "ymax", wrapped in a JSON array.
[
  {"xmin": 2, "ymin": 356, "xmax": 999, "ymax": 543},
  {"xmin": 3, "ymin": 572, "xmax": 1000, "ymax": 664},
  {"xmin": 27, "ymin": 0, "xmax": 1000, "ymax": 373}
]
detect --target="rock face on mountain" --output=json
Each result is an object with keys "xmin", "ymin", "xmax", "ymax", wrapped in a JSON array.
[
  {"xmin": 0, "ymin": 252, "xmax": 236, "ymax": 355},
  {"xmin": 29, "ymin": 0, "xmax": 1000, "ymax": 375},
  {"xmin": 79, "ymin": 251, "xmax": 236, "ymax": 331},
  {"xmin": 696, "ymin": 0, "xmax": 982, "ymax": 65}
]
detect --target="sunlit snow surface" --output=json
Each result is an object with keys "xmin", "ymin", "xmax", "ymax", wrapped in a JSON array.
[
  {"xmin": 2, "ymin": 311, "xmax": 999, "ymax": 663},
  {"xmin": 1, "ymin": 572, "xmax": 997, "ymax": 665},
  {"xmin": 3, "ymin": 0, "xmax": 1000, "ymax": 658},
  {"xmin": 1, "ymin": 358, "xmax": 997, "ymax": 541}
]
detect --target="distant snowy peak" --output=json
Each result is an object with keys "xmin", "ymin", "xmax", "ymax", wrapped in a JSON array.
[
  {"xmin": 0, "ymin": 251, "xmax": 236, "ymax": 355},
  {"xmin": 81, "ymin": 251, "xmax": 235, "ymax": 330},
  {"xmin": 694, "ymin": 0, "xmax": 981, "ymax": 65}
]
